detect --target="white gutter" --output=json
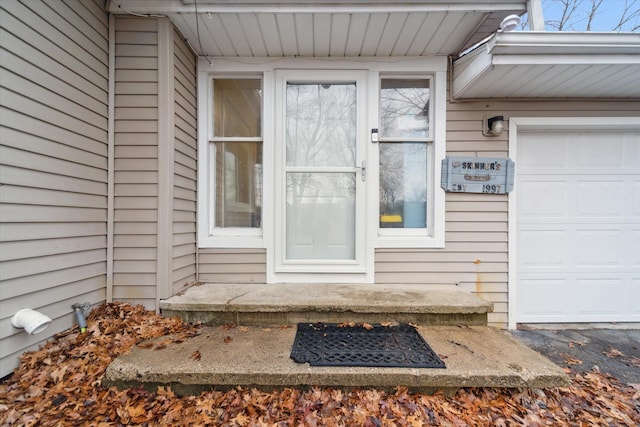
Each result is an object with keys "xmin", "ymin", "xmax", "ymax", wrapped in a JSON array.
[
  {"xmin": 452, "ymin": 31, "xmax": 640, "ymax": 99},
  {"xmin": 487, "ymin": 32, "xmax": 640, "ymax": 55}
]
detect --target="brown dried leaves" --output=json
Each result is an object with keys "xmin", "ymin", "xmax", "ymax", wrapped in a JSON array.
[{"xmin": 1, "ymin": 302, "xmax": 639, "ymax": 426}]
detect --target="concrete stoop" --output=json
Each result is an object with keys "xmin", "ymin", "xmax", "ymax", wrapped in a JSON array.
[
  {"xmin": 159, "ymin": 283, "xmax": 493, "ymax": 326},
  {"xmin": 104, "ymin": 283, "xmax": 568, "ymax": 394},
  {"xmin": 103, "ymin": 325, "xmax": 569, "ymax": 395}
]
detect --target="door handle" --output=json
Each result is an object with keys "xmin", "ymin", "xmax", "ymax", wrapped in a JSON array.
[{"xmin": 355, "ymin": 161, "xmax": 366, "ymax": 182}]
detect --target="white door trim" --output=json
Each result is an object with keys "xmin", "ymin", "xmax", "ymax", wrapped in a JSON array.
[
  {"xmin": 270, "ymin": 69, "xmax": 371, "ymax": 283},
  {"xmin": 508, "ymin": 116, "xmax": 640, "ymax": 329}
]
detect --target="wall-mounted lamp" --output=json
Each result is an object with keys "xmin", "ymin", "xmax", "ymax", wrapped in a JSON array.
[
  {"xmin": 11, "ymin": 308, "xmax": 52, "ymax": 335},
  {"xmin": 499, "ymin": 14, "xmax": 522, "ymax": 32},
  {"xmin": 483, "ymin": 115, "xmax": 505, "ymax": 137}
]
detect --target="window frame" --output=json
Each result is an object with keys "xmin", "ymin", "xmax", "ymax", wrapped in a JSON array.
[
  {"xmin": 198, "ymin": 58, "xmax": 446, "ymax": 251},
  {"xmin": 372, "ymin": 72, "xmax": 446, "ymax": 249},
  {"xmin": 199, "ymin": 74, "xmax": 266, "ymax": 248}
]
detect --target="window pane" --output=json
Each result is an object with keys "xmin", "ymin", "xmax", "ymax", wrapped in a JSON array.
[
  {"xmin": 215, "ymin": 142, "xmax": 262, "ymax": 227},
  {"xmin": 379, "ymin": 143, "xmax": 427, "ymax": 229},
  {"xmin": 380, "ymin": 79, "xmax": 429, "ymax": 139},
  {"xmin": 286, "ymin": 83, "xmax": 356, "ymax": 167},
  {"xmin": 214, "ymin": 79, "xmax": 261, "ymax": 137}
]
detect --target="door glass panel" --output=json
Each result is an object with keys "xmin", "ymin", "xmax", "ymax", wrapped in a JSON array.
[
  {"xmin": 286, "ymin": 83, "xmax": 356, "ymax": 167},
  {"xmin": 286, "ymin": 173, "xmax": 356, "ymax": 260},
  {"xmin": 379, "ymin": 142, "xmax": 427, "ymax": 228}
]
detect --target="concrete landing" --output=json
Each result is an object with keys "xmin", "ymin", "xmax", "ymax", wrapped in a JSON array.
[
  {"xmin": 104, "ymin": 325, "xmax": 569, "ymax": 395},
  {"xmin": 160, "ymin": 283, "xmax": 493, "ymax": 326}
]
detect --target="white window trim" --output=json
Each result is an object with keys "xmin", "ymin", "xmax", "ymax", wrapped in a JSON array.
[
  {"xmin": 374, "ymin": 70, "xmax": 446, "ymax": 249},
  {"xmin": 507, "ymin": 116, "xmax": 640, "ymax": 329},
  {"xmin": 198, "ymin": 57, "xmax": 446, "ymax": 251},
  {"xmin": 197, "ymin": 73, "xmax": 268, "ymax": 248}
]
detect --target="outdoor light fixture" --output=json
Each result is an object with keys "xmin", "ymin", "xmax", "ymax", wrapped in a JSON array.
[
  {"xmin": 483, "ymin": 115, "xmax": 505, "ymax": 137},
  {"xmin": 499, "ymin": 14, "xmax": 521, "ymax": 32},
  {"xmin": 11, "ymin": 308, "xmax": 52, "ymax": 335}
]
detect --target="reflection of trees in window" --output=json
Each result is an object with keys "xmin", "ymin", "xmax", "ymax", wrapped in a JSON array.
[
  {"xmin": 380, "ymin": 143, "xmax": 426, "ymax": 205},
  {"xmin": 379, "ymin": 78, "xmax": 429, "ymax": 229},
  {"xmin": 286, "ymin": 83, "xmax": 357, "ymax": 200},
  {"xmin": 380, "ymin": 79, "xmax": 429, "ymax": 139}
]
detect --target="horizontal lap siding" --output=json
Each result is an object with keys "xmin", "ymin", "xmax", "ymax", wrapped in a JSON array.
[
  {"xmin": 0, "ymin": 0, "xmax": 108, "ymax": 376},
  {"xmin": 376, "ymin": 99, "xmax": 640, "ymax": 328},
  {"xmin": 172, "ymin": 29, "xmax": 197, "ymax": 293},
  {"xmin": 113, "ymin": 17, "xmax": 158, "ymax": 309},
  {"xmin": 198, "ymin": 249, "xmax": 267, "ymax": 283}
]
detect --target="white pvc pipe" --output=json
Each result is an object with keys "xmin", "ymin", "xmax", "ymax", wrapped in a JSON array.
[{"xmin": 11, "ymin": 309, "xmax": 52, "ymax": 335}]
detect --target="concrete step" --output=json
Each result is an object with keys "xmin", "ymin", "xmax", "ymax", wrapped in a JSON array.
[
  {"xmin": 160, "ymin": 283, "xmax": 493, "ymax": 326},
  {"xmin": 104, "ymin": 325, "xmax": 569, "ymax": 395}
]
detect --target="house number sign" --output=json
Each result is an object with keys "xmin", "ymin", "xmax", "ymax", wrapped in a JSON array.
[{"xmin": 441, "ymin": 157, "xmax": 514, "ymax": 194}]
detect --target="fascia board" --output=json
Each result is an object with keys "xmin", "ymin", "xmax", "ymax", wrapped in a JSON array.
[
  {"xmin": 452, "ymin": 46, "xmax": 493, "ymax": 99},
  {"xmin": 110, "ymin": 0, "xmax": 527, "ymax": 14}
]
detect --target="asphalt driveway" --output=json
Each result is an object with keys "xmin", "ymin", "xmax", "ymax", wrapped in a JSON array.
[{"xmin": 512, "ymin": 328, "xmax": 640, "ymax": 387}]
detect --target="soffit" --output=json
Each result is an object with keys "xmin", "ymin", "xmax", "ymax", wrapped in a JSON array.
[
  {"xmin": 452, "ymin": 32, "xmax": 640, "ymax": 99},
  {"xmin": 109, "ymin": 0, "xmax": 526, "ymax": 57}
]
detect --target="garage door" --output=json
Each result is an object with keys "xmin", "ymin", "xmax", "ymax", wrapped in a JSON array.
[{"xmin": 516, "ymin": 130, "xmax": 640, "ymax": 323}]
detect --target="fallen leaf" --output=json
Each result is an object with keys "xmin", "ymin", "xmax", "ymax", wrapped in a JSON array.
[
  {"xmin": 220, "ymin": 323, "xmax": 237, "ymax": 330},
  {"xmin": 362, "ymin": 323, "xmax": 374, "ymax": 330},
  {"xmin": 604, "ymin": 348, "xmax": 624, "ymax": 358},
  {"xmin": 223, "ymin": 336, "xmax": 233, "ymax": 344},
  {"xmin": 137, "ymin": 342, "xmax": 154, "ymax": 349},
  {"xmin": 190, "ymin": 350, "xmax": 202, "ymax": 361},
  {"xmin": 239, "ymin": 326, "xmax": 250, "ymax": 332}
]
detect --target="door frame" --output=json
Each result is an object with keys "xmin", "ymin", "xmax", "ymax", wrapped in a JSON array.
[
  {"xmin": 508, "ymin": 116, "xmax": 640, "ymax": 329},
  {"xmin": 271, "ymin": 69, "xmax": 372, "ymax": 283}
]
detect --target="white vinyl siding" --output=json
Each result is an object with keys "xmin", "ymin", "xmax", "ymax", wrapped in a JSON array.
[
  {"xmin": 0, "ymin": 0, "xmax": 109, "ymax": 377},
  {"xmin": 172, "ymin": 28, "xmax": 198, "ymax": 293},
  {"xmin": 112, "ymin": 17, "xmax": 159, "ymax": 308}
]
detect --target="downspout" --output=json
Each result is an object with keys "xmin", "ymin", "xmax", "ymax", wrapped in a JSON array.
[{"xmin": 106, "ymin": 12, "xmax": 115, "ymax": 303}]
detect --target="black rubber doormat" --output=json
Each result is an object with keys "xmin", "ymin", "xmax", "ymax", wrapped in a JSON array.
[{"xmin": 290, "ymin": 323, "xmax": 446, "ymax": 368}]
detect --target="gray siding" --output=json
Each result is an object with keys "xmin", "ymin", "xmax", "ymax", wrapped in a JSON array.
[
  {"xmin": 172, "ymin": 29, "xmax": 197, "ymax": 294},
  {"xmin": 112, "ymin": 17, "xmax": 159, "ymax": 308},
  {"xmin": 196, "ymin": 100, "xmax": 639, "ymax": 328},
  {"xmin": 0, "ymin": 0, "xmax": 109, "ymax": 377},
  {"xmin": 198, "ymin": 249, "xmax": 267, "ymax": 283},
  {"xmin": 376, "ymin": 99, "xmax": 640, "ymax": 327}
]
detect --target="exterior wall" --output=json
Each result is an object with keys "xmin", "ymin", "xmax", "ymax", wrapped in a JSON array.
[
  {"xmin": 196, "ymin": 99, "xmax": 639, "ymax": 328},
  {"xmin": 112, "ymin": 16, "xmax": 160, "ymax": 308},
  {"xmin": 113, "ymin": 17, "xmax": 199, "ymax": 306},
  {"xmin": 0, "ymin": 0, "xmax": 109, "ymax": 377},
  {"xmin": 377, "ymin": 99, "xmax": 640, "ymax": 327},
  {"xmin": 198, "ymin": 249, "xmax": 267, "ymax": 283},
  {"xmin": 171, "ymin": 28, "xmax": 198, "ymax": 293}
]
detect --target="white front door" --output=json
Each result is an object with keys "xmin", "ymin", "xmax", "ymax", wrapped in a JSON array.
[{"xmin": 273, "ymin": 70, "xmax": 369, "ymax": 281}]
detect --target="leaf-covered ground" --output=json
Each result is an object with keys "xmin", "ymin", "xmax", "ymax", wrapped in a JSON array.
[{"xmin": 1, "ymin": 303, "xmax": 639, "ymax": 426}]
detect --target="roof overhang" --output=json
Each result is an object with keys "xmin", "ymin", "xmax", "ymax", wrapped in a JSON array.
[
  {"xmin": 453, "ymin": 32, "xmax": 640, "ymax": 99},
  {"xmin": 109, "ymin": 0, "xmax": 526, "ymax": 57}
]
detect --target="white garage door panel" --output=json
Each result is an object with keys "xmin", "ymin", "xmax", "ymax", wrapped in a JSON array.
[{"xmin": 516, "ymin": 130, "xmax": 640, "ymax": 323}]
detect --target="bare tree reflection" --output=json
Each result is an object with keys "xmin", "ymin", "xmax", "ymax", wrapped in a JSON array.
[{"xmin": 380, "ymin": 79, "xmax": 429, "ymax": 139}]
